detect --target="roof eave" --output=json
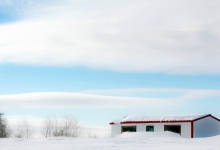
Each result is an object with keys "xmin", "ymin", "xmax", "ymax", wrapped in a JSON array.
[
  {"xmin": 192, "ymin": 114, "xmax": 220, "ymax": 122},
  {"xmin": 120, "ymin": 120, "xmax": 192, "ymax": 124}
]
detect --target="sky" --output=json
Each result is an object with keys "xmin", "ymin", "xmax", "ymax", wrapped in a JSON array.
[{"xmin": 0, "ymin": 0, "xmax": 220, "ymax": 137}]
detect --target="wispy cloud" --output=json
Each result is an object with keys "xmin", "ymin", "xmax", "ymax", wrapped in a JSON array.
[
  {"xmin": 0, "ymin": 0, "xmax": 220, "ymax": 74},
  {"xmin": 0, "ymin": 92, "xmax": 184, "ymax": 109},
  {"xmin": 80, "ymin": 88, "xmax": 220, "ymax": 99},
  {"xmin": 1, "ymin": 89, "xmax": 220, "ymax": 110}
]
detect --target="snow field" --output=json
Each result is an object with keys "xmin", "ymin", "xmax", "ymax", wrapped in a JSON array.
[{"xmin": 0, "ymin": 132, "xmax": 220, "ymax": 150}]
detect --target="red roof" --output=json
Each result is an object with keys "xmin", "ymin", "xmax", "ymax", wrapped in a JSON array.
[{"xmin": 110, "ymin": 114, "xmax": 220, "ymax": 124}]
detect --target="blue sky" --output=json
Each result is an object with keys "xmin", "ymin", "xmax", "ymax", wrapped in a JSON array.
[{"xmin": 0, "ymin": 0, "xmax": 220, "ymax": 136}]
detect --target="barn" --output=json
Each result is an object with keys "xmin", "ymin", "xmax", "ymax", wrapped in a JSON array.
[{"xmin": 109, "ymin": 114, "xmax": 220, "ymax": 138}]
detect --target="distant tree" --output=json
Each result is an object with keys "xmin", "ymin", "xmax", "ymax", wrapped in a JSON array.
[
  {"xmin": 61, "ymin": 115, "xmax": 82, "ymax": 137},
  {"xmin": 0, "ymin": 113, "xmax": 12, "ymax": 138},
  {"xmin": 14, "ymin": 118, "xmax": 34, "ymax": 138},
  {"xmin": 54, "ymin": 115, "xmax": 82, "ymax": 137},
  {"xmin": 41, "ymin": 116, "xmax": 53, "ymax": 138},
  {"xmin": 21, "ymin": 118, "xmax": 34, "ymax": 138},
  {"xmin": 52, "ymin": 115, "xmax": 61, "ymax": 137},
  {"xmin": 62, "ymin": 115, "xmax": 81, "ymax": 137},
  {"xmin": 85, "ymin": 126, "xmax": 98, "ymax": 138},
  {"xmin": 14, "ymin": 124, "xmax": 23, "ymax": 138},
  {"xmin": 103, "ymin": 129, "xmax": 111, "ymax": 138},
  {"xmin": 41, "ymin": 115, "xmax": 83, "ymax": 138}
]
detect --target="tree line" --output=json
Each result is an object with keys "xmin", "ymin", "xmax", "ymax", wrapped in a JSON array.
[
  {"xmin": 0, "ymin": 113, "xmax": 12, "ymax": 138},
  {"xmin": 0, "ymin": 113, "xmax": 102, "ymax": 138}
]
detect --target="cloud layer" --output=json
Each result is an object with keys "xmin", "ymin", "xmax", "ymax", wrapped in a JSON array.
[
  {"xmin": 0, "ymin": 92, "xmax": 183, "ymax": 109},
  {"xmin": 0, "ymin": 0, "xmax": 220, "ymax": 74},
  {"xmin": 1, "ymin": 89, "xmax": 220, "ymax": 109}
]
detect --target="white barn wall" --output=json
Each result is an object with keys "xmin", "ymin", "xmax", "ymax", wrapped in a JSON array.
[
  {"xmin": 180, "ymin": 122, "xmax": 191, "ymax": 138},
  {"xmin": 194, "ymin": 116, "xmax": 220, "ymax": 138},
  {"xmin": 111, "ymin": 125, "xmax": 121, "ymax": 137},
  {"xmin": 111, "ymin": 122, "xmax": 191, "ymax": 138}
]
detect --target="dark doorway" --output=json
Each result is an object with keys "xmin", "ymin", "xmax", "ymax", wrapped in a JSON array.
[
  {"xmin": 164, "ymin": 125, "xmax": 181, "ymax": 134},
  {"xmin": 121, "ymin": 126, "xmax": 136, "ymax": 133}
]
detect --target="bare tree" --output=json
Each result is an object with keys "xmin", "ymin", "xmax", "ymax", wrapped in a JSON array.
[
  {"xmin": 63, "ymin": 115, "xmax": 82, "ymax": 138},
  {"xmin": 85, "ymin": 126, "xmax": 98, "ymax": 138},
  {"xmin": 52, "ymin": 115, "xmax": 61, "ymax": 137},
  {"xmin": 42, "ymin": 116, "xmax": 53, "ymax": 138},
  {"xmin": 21, "ymin": 118, "xmax": 34, "ymax": 138},
  {"xmin": 14, "ymin": 118, "xmax": 34, "ymax": 138},
  {"xmin": 103, "ymin": 129, "xmax": 111, "ymax": 138},
  {"xmin": 14, "ymin": 123, "xmax": 23, "ymax": 138},
  {"xmin": 49, "ymin": 115, "xmax": 82, "ymax": 138}
]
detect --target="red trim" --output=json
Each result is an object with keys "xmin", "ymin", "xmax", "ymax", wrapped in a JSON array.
[
  {"xmin": 193, "ymin": 114, "xmax": 220, "ymax": 122},
  {"xmin": 109, "ymin": 122, "xmax": 114, "ymax": 125},
  {"xmin": 209, "ymin": 115, "xmax": 220, "ymax": 122},
  {"xmin": 193, "ymin": 114, "xmax": 211, "ymax": 122},
  {"xmin": 120, "ymin": 120, "xmax": 191, "ymax": 124},
  {"xmin": 190, "ymin": 114, "xmax": 220, "ymax": 138},
  {"xmin": 191, "ymin": 121, "xmax": 194, "ymax": 138}
]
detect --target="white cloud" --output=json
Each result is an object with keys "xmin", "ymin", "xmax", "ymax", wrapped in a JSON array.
[
  {"xmin": 80, "ymin": 88, "xmax": 220, "ymax": 99},
  {"xmin": 0, "ymin": 0, "xmax": 220, "ymax": 74},
  {"xmin": 1, "ymin": 89, "xmax": 220, "ymax": 110},
  {"xmin": 0, "ymin": 92, "xmax": 184, "ymax": 109}
]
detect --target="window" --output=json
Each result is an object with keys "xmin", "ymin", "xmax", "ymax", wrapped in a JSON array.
[
  {"xmin": 121, "ymin": 126, "xmax": 136, "ymax": 133},
  {"xmin": 164, "ymin": 125, "xmax": 181, "ymax": 135},
  {"xmin": 146, "ymin": 126, "xmax": 154, "ymax": 132}
]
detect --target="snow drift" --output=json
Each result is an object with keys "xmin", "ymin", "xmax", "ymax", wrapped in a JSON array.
[
  {"xmin": 115, "ymin": 131, "xmax": 183, "ymax": 138},
  {"xmin": 0, "ymin": 135, "xmax": 220, "ymax": 150}
]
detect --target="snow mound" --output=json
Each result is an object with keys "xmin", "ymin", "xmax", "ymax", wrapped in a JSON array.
[
  {"xmin": 115, "ymin": 131, "xmax": 183, "ymax": 138},
  {"xmin": 202, "ymin": 134, "xmax": 220, "ymax": 139}
]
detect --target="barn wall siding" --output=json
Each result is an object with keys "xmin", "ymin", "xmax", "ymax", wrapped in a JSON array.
[
  {"xmin": 194, "ymin": 116, "xmax": 220, "ymax": 138},
  {"xmin": 111, "ymin": 125, "xmax": 121, "ymax": 137},
  {"xmin": 111, "ymin": 122, "xmax": 191, "ymax": 138}
]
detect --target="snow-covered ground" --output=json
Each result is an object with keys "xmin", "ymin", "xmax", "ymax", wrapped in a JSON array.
[{"xmin": 0, "ymin": 132, "xmax": 220, "ymax": 150}]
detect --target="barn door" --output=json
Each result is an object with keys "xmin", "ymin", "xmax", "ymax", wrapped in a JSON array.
[
  {"xmin": 164, "ymin": 125, "xmax": 181, "ymax": 135},
  {"xmin": 121, "ymin": 126, "xmax": 136, "ymax": 133}
]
